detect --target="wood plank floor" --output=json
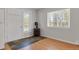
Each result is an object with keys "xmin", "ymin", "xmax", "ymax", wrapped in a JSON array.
[
  {"xmin": 5, "ymin": 37, "xmax": 79, "ymax": 50},
  {"xmin": 5, "ymin": 37, "xmax": 44, "ymax": 50},
  {"xmin": 19, "ymin": 38, "xmax": 79, "ymax": 50}
]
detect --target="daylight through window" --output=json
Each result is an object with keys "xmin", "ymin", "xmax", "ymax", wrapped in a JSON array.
[
  {"xmin": 47, "ymin": 9, "xmax": 70, "ymax": 28},
  {"xmin": 23, "ymin": 14, "xmax": 29, "ymax": 32}
]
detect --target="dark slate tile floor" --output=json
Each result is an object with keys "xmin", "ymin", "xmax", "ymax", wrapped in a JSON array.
[{"xmin": 7, "ymin": 36, "xmax": 44, "ymax": 50}]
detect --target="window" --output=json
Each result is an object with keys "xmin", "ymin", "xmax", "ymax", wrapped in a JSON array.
[
  {"xmin": 23, "ymin": 14, "xmax": 29, "ymax": 32},
  {"xmin": 47, "ymin": 9, "xmax": 70, "ymax": 28}
]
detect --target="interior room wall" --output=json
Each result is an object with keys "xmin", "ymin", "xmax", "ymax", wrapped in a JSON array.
[
  {"xmin": 0, "ymin": 9, "xmax": 5, "ymax": 49},
  {"xmin": 5, "ymin": 8, "xmax": 24, "ymax": 42},
  {"xmin": 5, "ymin": 8, "xmax": 37, "ymax": 43},
  {"xmin": 37, "ymin": 8, "xmax": 79, "ymax": 44},
  {"xmin": 0, "ymin": 8, "xmax": 36, "ymax": 48}
]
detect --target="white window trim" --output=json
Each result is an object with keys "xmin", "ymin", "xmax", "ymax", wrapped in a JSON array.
[
  {"xmin": 23, "ymin": 13, "xmax": 30, "ymax": 32},
  {"xmin": 47, "ymin": 9, "xmax": 70, "ymax": 28}
]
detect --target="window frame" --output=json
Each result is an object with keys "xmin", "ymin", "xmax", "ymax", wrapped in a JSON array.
[
  {"xmin": 47, "ymin": 9, "xmax": 70, "ymax": 28},
  {"xmin": 23, "ymin": 13, "xmax": 30, "ymax": 32}
]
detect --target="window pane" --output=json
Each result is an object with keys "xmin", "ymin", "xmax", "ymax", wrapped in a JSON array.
[
  {"xmin": 23, "ymin": 14, "xmax": 29, "ymax": 32},
  {"xmin": 47, "ymin": 9, "xmax": 70, "ymax": 28}
]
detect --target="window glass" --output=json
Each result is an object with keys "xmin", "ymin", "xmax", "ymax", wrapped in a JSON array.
[
  {"xmin": 23, "ymin": 14, "xmax": 29, "ymax": 32},
  {"xmin": 47, "ymin": 9, "xmax": 70, "ymax": 28}
]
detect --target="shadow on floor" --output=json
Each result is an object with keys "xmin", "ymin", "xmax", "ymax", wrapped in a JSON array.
[{"xmin": 7, "ymin": 36, "xmax": 44, "ymax": 50}]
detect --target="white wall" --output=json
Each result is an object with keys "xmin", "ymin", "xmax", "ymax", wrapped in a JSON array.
[
  {"xmin": 38, "ymin": 8, "xmax": 79, "ymax": 44},
  {"xmin": 5, "ymin": 8, "xmax": 23, "ymax": 42},
  {"xmin": 5, "ymin": 8, "xmax": 36, "ymax": 42},
  {"xmin": 0, "ymin": 9, "xmax": 5, "ymax": 49},
  {"xmin": 0, "ymin": 8, "xmax": 36, "ymax": 48}
]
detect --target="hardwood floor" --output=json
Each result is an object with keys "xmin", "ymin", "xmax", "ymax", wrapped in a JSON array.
[
  {"xmin": 5, "ymin": 37, "xmax": 44, "ymax": 50},
  {"xmin": 5, "ymin": 37, "xmax": 79, "ymax": 50}
]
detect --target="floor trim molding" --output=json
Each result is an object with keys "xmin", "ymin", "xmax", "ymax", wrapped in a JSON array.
[{"xmin": 41, "ymin": 35, "xmax": 79, "ymax": 45}]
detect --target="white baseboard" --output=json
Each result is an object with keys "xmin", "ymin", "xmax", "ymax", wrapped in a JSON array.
[{"xmin": 41, "ymin": 35, "xmax": 79, "ymax": 45}]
